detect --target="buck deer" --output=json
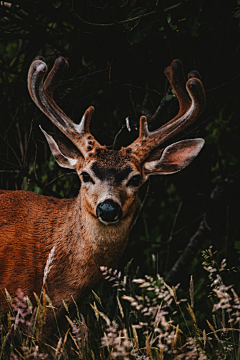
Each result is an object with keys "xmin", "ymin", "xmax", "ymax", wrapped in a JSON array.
[{"xmin": 0, "ymin": 57, "xmax": 205, "ymax": 320}]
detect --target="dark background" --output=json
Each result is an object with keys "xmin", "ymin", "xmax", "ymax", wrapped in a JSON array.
[{"xmin": 1, "ymin": 0, "xmax": 240, "ymax": 326}]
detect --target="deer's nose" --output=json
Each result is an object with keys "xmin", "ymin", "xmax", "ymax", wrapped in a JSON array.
[{"xmin": 96, "ymin": 199, "xmax": 122, "ymax": 224}]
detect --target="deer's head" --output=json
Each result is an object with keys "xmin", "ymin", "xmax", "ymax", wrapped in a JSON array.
[{"xmin": 28, "ymin": 57, "xmax": 205, "ymax": 225}]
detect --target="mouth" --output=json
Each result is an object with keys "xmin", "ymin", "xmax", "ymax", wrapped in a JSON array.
[{"xmin": 98, "ymin": 216, "xmax": 120, "ymax": 226}]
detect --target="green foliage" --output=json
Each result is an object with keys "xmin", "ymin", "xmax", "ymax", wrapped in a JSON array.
[{"xmin": 125, "ymin": 8, "xmax": 153, "ymax": 45}]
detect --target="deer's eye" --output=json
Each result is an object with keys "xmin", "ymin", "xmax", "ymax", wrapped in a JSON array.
[
  {"xmin": 127, "ymin": 175, "xmax": 141, "ymax": 187},
  {"xmin": 81, "ymin": 172, "xmax": 94, "ymax": 183}
]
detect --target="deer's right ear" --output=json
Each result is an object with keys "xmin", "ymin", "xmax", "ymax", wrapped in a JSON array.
[
  {"xmin": 40, "ymin": 126, "xmax": 78, "ymax": 169},
  {"xmin": 144, "ymin": 138, "xmax": 204, "ymax": 176}
]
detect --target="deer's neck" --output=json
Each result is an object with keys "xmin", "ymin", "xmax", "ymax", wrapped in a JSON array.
[
  {"xmin": 47, "ymin": 194, "xmax": 133, "ymax": 260},
  {"xmin": 46, "ymin": 193, "xmax": 136, "ymax": 309},
  {"xmin": 77, "ymin": 192, "xmax": 136, "ymax": 263}
]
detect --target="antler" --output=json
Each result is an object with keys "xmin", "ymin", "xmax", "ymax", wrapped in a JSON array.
[
  {"xmin": 126, "ymin": 60, "xmax": 206, "ymax": 162},
  {"xmin": 27, "ymin": 56, "xmax": 103, "ymax": 158},
  {"xmin": 28, "ymin": 57, "xmax": 205, "ymax": 162}
]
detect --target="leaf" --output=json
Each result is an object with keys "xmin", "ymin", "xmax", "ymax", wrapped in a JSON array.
[
  {"xmin": 229, "ymin": 155, "xmax": 238, "ymax": 166},
  {"xmin": 52, "ymin": 0, "xmax": 61, "ymax": 8},
  {"xmin": 125, "ymin": 7, "xmax": 146, "ymax": 30},
  {"xmin": 165, "ymin": 94, "xmax": 173, "ymax": 101},
  {"xmin": 120, "ymin": 0, "xmax": 129, "ymax": 7},
  {"xmin": 127, "ymin": 23, "xmax": 152, "ymax": 45},
  {"xmin": 127, "ymin": 7, "xmax": 145, "ymax": 20},
  {"xmin": 234, "ymin": 9, "xmax": 240, "ymax": 18}
]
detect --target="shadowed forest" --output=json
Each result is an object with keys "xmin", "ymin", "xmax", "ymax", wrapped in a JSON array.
[{"xmin": 1, "ymin": 0, "xmax": 240, "ymax": 358}]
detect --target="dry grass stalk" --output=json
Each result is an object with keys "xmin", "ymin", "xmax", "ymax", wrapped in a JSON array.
[
  {"xmin": 187, "ymin": 303, "xmax": 197, "ymax": 326},
  {"xmin": 131, "ymin": 325, "xmax": 139, "ymax": 351},
  {"xmin": 145, "ymin": 334, "xmax": 154, "ymax": 360},
  {"xmin": 54, "ymin": 336, "xmax": 62, "ymax": 357},
  {"xmin": 91, "ymin": 290, "xmax": 102, "ymax": 306},
  {"xmin": 202, "ymin": 329, "xmax": 206, "ymax": 348},
  {"xmin": 90, "ymin": 302, "xmax": 110, "ymax": 325},
  {"xmin": 189, "ymin": 275, "xmax": 194, "ymax": 309},
  {"xmin": 117, "ymin": 295, "xmax": 124, "ymax": 319},
  {"xmin": 206, "ymin": 319, "xmax": 220, "ymax": 341}
]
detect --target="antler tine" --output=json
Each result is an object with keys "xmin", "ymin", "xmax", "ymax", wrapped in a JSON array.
[
  {"xmin": 126, "ymin": 60, "xmax": 206, "ymax": 162},
  {"xmin": 164, "ymin": 59, "xmax": 191, "ymax": 120},
  {"xmin": 43, "ymin": 56, "xmax": 69, "ymax": 98},
  {"xmin": 27, "ymin": 57, "xmax": 102, "ymax": 158}
]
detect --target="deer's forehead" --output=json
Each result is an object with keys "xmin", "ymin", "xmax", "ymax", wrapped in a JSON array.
[
  {"xmin": 90, "ymin": 162, "xmax": 134, "ymax": 182},
  {"xmin": 83, "ymin": 150, "xmax": 141, "ymax": 181}
]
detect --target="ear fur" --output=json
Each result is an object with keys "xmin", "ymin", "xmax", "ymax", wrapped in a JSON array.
[
  {"xmin": 144, "ymin": 138, "xmax": 204, "ymax": 176},
  {"xmin": 40, "ymin": 126, "xmax": 78, "ymax": 169}
]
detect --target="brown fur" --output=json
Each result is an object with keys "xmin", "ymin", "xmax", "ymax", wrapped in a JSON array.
[{"xmin": 0, "ymin": 150, "xmax": 140, "ymax": 318}]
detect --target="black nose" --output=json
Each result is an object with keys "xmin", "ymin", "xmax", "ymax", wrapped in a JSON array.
[{"xmin": 96, "ymin": 199, "xmax": 122, "ymax": 224}]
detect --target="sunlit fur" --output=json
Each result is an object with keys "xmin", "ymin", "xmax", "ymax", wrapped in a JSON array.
[{"xmin": 0, "ymin": 149, "xmax": 143, "ymax": 319}]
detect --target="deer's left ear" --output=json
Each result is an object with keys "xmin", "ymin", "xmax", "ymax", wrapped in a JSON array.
[{"xmin": 144, "ymin": 138, "xmax": 204, "ymax": 176}]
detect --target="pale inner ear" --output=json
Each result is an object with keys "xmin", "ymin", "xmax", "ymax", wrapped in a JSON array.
[
  {"xmin": 144, "ymin": 138, "xmax": 204, "ymax": 175},
  {"xmin": 40, "ymin": 126, "xmax": 78, "ymax": 169}
]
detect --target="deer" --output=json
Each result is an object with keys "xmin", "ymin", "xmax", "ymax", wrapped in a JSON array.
[{"xmin": 0, "ymin": 57, "xmax": 206, "ymax": 322}]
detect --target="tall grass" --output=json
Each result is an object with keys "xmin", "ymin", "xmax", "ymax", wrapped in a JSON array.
[{"xmin": 1, "ymin": 247, "xmax": 240, "ymax": 359}]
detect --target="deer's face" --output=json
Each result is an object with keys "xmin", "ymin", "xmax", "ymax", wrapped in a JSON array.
[{"xmin": 76, "ymin": 150, "xmax": 143, "ymax": 225}]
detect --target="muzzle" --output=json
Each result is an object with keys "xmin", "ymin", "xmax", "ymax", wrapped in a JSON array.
[{"xmin": 96, "ymin": 199, "xmax": 123, "ymax": 225}]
